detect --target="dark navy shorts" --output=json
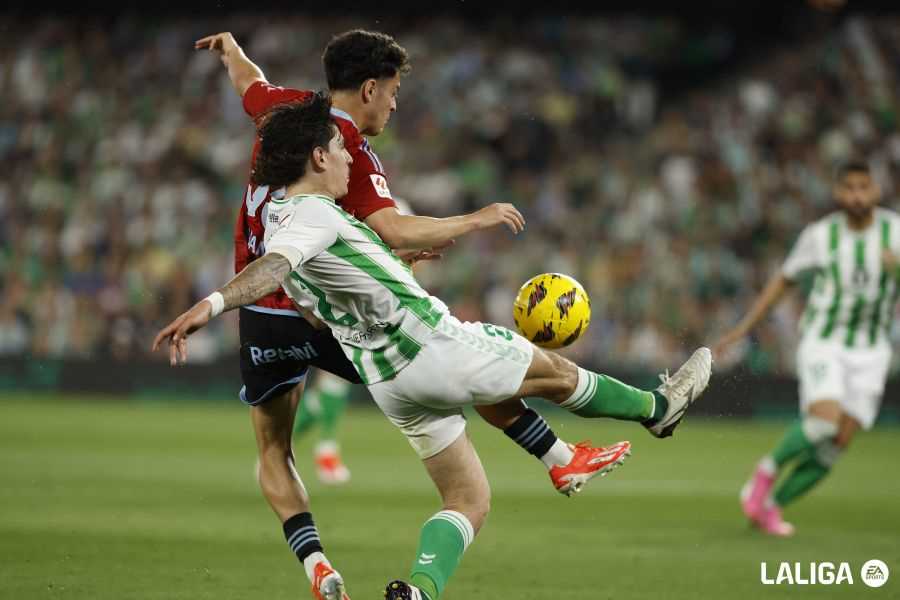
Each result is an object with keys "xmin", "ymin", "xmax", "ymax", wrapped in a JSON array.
[{"xmin": 238, "ymin": 307, "xmax": 362, "ymax": 406}]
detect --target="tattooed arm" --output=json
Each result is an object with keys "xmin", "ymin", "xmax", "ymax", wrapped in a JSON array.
[
  {"xmin": 219, "ymin": 253, "xmax": 292, "ymax": 311},
  {"xmin": 152, "ymin": 253, "xmax": 292, "ymax": 365}
]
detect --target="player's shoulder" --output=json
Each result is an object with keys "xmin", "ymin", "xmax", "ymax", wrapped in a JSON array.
[
  {"xmin": 244, "ymin": 81, "xmax": 313, "ymax": 118},
  {"xmin": 249, "ymin": 80, "xmax": 311, "ymax": 98},
  {"xmin": 875, "ymin": 206, "xmax": 900, "ymax": 224},
  {"xmin": 803, "ymin": 211, "xmax": 843, "ymax": 235}
]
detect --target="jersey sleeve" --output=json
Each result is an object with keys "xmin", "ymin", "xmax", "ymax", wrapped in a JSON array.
[
  {"xmin": 242, "ymin": 81, "xmax": 311, "ymax": 119},
  {"xmin": 266, "ymin": 201, "xmax": 338, "ymax": 269},
  {"xmin": 782, "ymin": 225, "xmax": 821, "ymax": 280}
]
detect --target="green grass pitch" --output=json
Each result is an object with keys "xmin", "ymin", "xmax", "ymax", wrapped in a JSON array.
[{"xmin": 1, "ymin": 395, "xmax": 897, "ymax": 599}]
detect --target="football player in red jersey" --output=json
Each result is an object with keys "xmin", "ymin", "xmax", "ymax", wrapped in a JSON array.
[{"xmin": 194, "ymin": 29, "xmax": 620, "ymax": 599}]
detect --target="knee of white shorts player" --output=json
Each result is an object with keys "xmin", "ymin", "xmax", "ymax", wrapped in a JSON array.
[{"xmin": 801, "ymin": 415, "xmax": 839, "ymax": 445}]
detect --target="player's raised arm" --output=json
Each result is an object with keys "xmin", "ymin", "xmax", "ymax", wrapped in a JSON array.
[
  {"xmin": 713, "ymin": 272, "xmax": 793, "ymax": 358},
  {"xmin": 365, "ymin": 203, "xmax": 525, "ymax": 251},
  {"xmin": 195, "ymin": 32, "xmax": 265, "ymax": 96},
  {"xmin": 152, "ymin": 253, "xmax": 292, "ymax": 365}
]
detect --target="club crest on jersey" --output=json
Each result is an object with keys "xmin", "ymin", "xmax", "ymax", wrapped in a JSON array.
[{"xmin": 370, "ymin": 174, "xmax": 392, "ymax": 199}]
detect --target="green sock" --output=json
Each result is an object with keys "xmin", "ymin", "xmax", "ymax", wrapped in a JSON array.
[
  {"xmin": 317, "ymin": 387, "xmax": 348, "ymax": 441},
  {"xmin": 560, "ymin": 367, "xmax": 658, "ymax": 422},
  {"xmin": 771, "ymin": 421, "xmax": 816, "ymax": 469},
  {"xmin": 293, "ymin": 389, "xmax": 320, "ymax": 437},
  {"xmin": 773, "ymin": 453, "xmax": 831, "ymax": 507},
  {"xmin": 409, "ymin": 510, "xmax": 474, "ymax": 600}
]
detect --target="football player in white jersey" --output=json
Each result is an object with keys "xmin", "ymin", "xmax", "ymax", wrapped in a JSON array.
[
  {"xmin": 154, "ymin": 96, "xmax": 712, "ymax": 600},
  {"xmin": 715, "ymin": 160, "xmax": 899, "ymax": 536}
]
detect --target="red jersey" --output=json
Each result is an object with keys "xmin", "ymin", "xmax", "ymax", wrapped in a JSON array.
[{"xmin": 236, "ymin": 81, "xmax": 397, "ymax": 314}]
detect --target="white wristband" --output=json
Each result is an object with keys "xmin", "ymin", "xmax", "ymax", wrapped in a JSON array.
[{"xmin": 205, "ymin": 291, "xmax": 225, "ymax": 318}]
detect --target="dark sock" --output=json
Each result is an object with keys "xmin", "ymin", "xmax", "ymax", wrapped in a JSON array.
[
  {"xmin": 503, "ymin": 408, "xmax": 557, "ymax": 458},
  {"xmin": 643, "ymin": 391, "xmax": 669, "ymax": 425},
  {"xmin": 283, "ymin": 512, "xmax": 323, "ymax": 563}
]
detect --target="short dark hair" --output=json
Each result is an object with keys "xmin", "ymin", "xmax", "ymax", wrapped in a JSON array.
[
  {"xmin": 836, "ymin": 160, "xmax": 871, "ymax": 180},
  {"xmin": 322, "ymin": 29, "xmax": 410, "ymax": 91},
  {"xmin": 251, "ymin": 91, "xmax": 335, "ymax": 189}
]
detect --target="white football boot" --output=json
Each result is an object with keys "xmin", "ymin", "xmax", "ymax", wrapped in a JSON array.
[{"xmin": 644, "ymin": 347, "xmax": 712, "ymax": 438}]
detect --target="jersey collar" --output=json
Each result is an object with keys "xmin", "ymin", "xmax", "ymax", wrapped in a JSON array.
[
  {"xmin": 330, "ymin": 107, "xmax": 358, "ymax": 131},
  {"xmin": 285, "ymin": 193, "xmax": 336, "ymax": 204}
]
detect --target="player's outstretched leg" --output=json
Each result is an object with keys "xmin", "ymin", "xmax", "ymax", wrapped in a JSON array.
[
  {"xmin": 518, "ymin": 346, "xmax": 712, "ymax": 437},
  {"xmin": 475, "ymin": 401, "xmax": 629, "ymax": 496},
  {"xmin": 548, "ymin": 440, "xmax": 632, "ymax": 496},
  {"xmin": 560, "ymin": 348, "xmax": 712, "ymax": 437}
]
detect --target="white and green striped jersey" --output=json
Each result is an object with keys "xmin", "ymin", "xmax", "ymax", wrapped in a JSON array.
[
  {"xmin": 263, "ymin": 193, "xmax": 448, "ymax": 384},
  {"xmin": 783, "ymin": 208, "xmax": 900, "ymax": 348}
]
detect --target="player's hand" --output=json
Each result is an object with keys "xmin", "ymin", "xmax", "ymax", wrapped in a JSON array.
[
  {"xmin": 195, "ymin": 32, "xmax": 240, "ymax": 56},
  {"xmin": 396, "ymin": 240, "xmax": 455, "ymax": 265},
  {"xmin": 151, "ymin": 301, "xmax": 214, "ymax": 366},
  {"xmin": 291, "ymin": 300, "xmax": 328, "ymax": 331},
  {"xmin": 474, "ymin": 203, "xmax": 525, "ymax": 234}
]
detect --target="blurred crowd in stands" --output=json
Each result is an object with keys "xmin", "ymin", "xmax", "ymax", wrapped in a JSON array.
[{"xmin": 2, "ymin": 12, "xmax": 899, "ymax": 374}]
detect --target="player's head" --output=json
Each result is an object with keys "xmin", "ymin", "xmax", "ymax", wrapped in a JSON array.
[
  {"xmin": 251, "ymin": 92, "xmax": 353, "ymax": 198},
  {"xmin": 834, "ymin": 160, "xmax": 880, "ymax": 220},
  {"xmin": 323, "ymin": 29, "xmax": 410, "ymax": 136}
]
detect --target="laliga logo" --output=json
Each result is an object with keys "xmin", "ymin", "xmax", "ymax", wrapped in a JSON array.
[{"xmin": 760, "ymin": 559, "xmax": 889, "ymax": 588}]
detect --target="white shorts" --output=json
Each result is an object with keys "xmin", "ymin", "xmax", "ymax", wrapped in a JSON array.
[
  {"xmin": 796, "ymin": 338, "xmax": 890, "ymax": 430},
  {"xmin": 367, "ymin": 314, "xmax": 534, "ymax": 459}
]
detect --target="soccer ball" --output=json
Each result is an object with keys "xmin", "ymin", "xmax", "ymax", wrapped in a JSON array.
[{"xmin": 513, "ymin": 273, "xmax": 591, "ymax": 349}]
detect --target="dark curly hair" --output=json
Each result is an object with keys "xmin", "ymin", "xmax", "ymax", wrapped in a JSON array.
[
  {"xmin": 836, "ymin": 159, "xmax": 871, "ymax": 180},
  {"xmin": 323, "ymin": 29, "xmax": 410, "ymax": 91},
  {"xmin": 251, "ymin": 91, "xmax": 335, "ymax": 189}
]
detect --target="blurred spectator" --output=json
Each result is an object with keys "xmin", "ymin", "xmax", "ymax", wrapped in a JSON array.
[{"xmin": 1, "ymin": 13, "xmax": 898, "ymax": 373}]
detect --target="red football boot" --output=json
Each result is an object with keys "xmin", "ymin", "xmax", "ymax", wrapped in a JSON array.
[
  {"xmin": 311, "ymin": 562, "xmax": 350, "ymax": 600},
  {"xmin": 549, "ymin": 441, "xmax": 632, "ymax": 496}
]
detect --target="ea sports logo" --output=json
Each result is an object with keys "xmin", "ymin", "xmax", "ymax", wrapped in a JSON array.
[{"xmin": 861, "ymin": 559, "xmax": 889, "ymax": 588}]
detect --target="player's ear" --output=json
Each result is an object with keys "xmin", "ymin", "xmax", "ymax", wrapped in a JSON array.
[
  {"xmin": 361, "ymin": 79, "xmax": 377, "ymax": 104},
  {"xmin": 311, "ymin": 146, "xmax": 327, "ymax": 171}
]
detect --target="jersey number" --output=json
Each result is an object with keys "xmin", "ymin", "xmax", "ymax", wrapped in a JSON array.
[
  {"xmin": 483, "ymin": 323, "xmax": 514, "ymax": 341},
  {"xmin": 246, "ymin": 184, "xmax": 269, "ymax": 217}
]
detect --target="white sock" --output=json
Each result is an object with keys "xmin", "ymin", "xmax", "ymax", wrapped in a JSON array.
[
  {"xmin": 303, "ymin": 551, "xmax": 329, "ymax": 582},
  {"xmin": 315, "ymin": 440, "xmax": 340, "ymax": 456},
  {"xmin": 540, "ymin": 438, "xmax": 575, "ymax": 469},
  {"xmin": 759, "ymin": 456, "xmax": 776, "ymax": 475}
]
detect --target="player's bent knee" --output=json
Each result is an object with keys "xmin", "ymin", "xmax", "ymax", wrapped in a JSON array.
[
  {"xmin": 801, "ymin": 415, "xmax": 839, "ymax": 443},
  {"xmin": 556, "ymin": 354, "xmax": 579, "ymax": 397},
  {"xmin": 834, "ymin": 411, "xmax": 862, "ymax": 448},
  {"xmin": 834, "ymin": 432, "xmax": 851, "ymax": 449}
]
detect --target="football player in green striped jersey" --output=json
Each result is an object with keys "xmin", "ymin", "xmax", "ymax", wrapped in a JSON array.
[
  {"xmin": 715, "ymin": 160, "xmax": 899, "ymax": 536},
  {"xmin": 154, "ymin": 95, "xmax": 713, "ymax": 600}
]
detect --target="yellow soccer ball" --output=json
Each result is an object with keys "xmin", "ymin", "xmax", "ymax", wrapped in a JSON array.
[{"xmin": 513, "ymin": 273, "xmax": 591, "ymax": 349}]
